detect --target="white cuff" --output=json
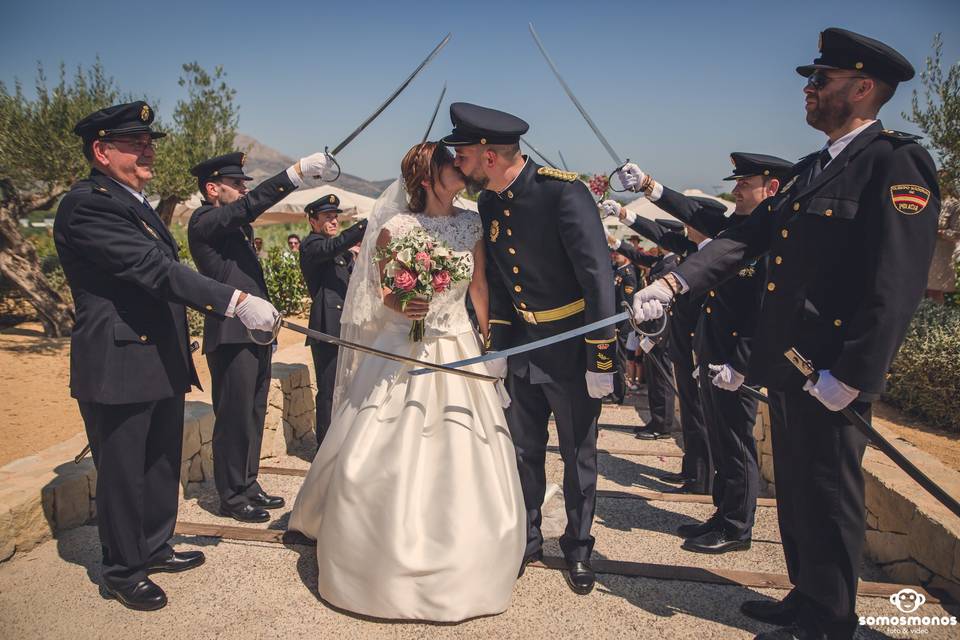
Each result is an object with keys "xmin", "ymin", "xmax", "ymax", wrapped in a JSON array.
[
  {"xmin": 286, "ymin": 164, "xmax": 304, "ymax": 188},
  {"xmin": 623, "ymin": 209, "xmax": 637, "ymax": 225},
  {"xmin": 224, "ymin": 289, "xmax": 243, "ymax": 318},
  {"xmin": 648, "ymin": 181, "xmax": 664, "ymax": 202},
  {"xmin": 672, "ymin": 273, "xmax": 690, "ymax": 294}
]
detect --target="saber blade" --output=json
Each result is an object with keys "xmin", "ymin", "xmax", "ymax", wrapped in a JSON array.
[
  {"xmin": 528, "ymin": 23, "xmax": 623, "ymax": 166},
  {"xmin": 558, "ymin": 150, "xmax": 571, "ymax": 172},
  {"xmin": 520, "ymin": 137, "xmax": 560, "ymax": 169},
  {"xmin": 421, "ymin": 82, "xmax": 447, "ymax": 143},
  {"xmin": 330, "ymin": 32, "xmax": 451, "ymax": 156}
]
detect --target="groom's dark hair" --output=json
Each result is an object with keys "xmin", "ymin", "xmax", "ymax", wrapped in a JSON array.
[{"xmin": 484, "ymin": 143, "xmax": 521, "ymax": 159}]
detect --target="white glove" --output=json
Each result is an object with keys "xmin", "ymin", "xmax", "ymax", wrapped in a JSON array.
[
  {"xmin": 295, "ymin": 152, "xmax": 337, "ymax": 185},
  {"xmin": 709, "ymin": 363, "xmax": 745, "ymax": 391},
  {"xmin": 631, "ymin": 279, "xmax": 674, "ymax": 323},
  {"xmin": 234, "ymin": 294, "xmax": 280, "ymax": 333},
  {"xmin": 585, "ymin": 371, "xmax": 615, "ymax": 399},
  {"xmin": 484, "ymin": 355, "xmax": 508, "ymax": 380},
  {"xmin": 600, "ymin": 199, "xmax": 621, "ymax": 219},
  {"xmin": 617, "ymin": 163, "xmax": 647, "ymax": 193},
  {"xmin": 803, "ymin": 370, "xmax": 859, "ymax": 412}
]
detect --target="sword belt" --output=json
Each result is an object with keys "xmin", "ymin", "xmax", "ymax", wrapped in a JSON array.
[{"xmin": 514, "ymin": 298, "xmax": 585, "ymax": 325}]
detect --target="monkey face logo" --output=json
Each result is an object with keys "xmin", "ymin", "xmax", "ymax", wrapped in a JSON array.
[{"xmin": 890, "ymin": 588, "xmax": 926, "ymax": 614}]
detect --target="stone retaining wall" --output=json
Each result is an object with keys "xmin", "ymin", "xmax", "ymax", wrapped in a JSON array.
[{"xmin": 0, "ymin": 354, "xmax": 313, "ymax": 562}]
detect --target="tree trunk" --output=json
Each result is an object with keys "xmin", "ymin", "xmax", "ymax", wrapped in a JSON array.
[
  {"xmin": 156, "ymin": 194, "xmax": 182, "ymax": 227},
  {"xmin": 0, "ymin": 187, "xmax": 75, "ymax": 337}
]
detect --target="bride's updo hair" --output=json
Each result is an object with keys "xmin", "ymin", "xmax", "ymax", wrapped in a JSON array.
[{"xmin": 401, "ymin": 141, "xmax": 455, "ymax": 213}]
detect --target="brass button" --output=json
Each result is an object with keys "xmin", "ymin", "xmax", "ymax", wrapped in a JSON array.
[
  {"xmin": 503, "ymin": 209, "xmax": 511, "ymax": 217},
  {"xmin": 506, "ymin": 229, "xmax": 512, "ymax": 236},
  {"xmin": 514, "ymin": 285, "xmax": 522, "ymax": 293},
  {"xmin": 768, "ymin": 205, "xmax": 772, "ymax": 212},
  {"xmin": 512, "ymin": 266, "xmax": 519, "ymax": 274},
  {"xmin": 732, "ymin": 331, "xmax": 738, "ymax": 337},
  {"xmin": 781, "ymin": 229, "xmax": 789, "ymax": 239},
  {"xmin": 792, "ymin": 202, "xmax": 800, "ymax": 211},
  {"xmin": 689, "ymin": 332, "xmax": 694, "ymax": 338},
  {"xmin": 709, "ymin": 290, "xmax": 716, "ymax": 297},
  {"xmin": 139, "ymin": 335, "xmax": 148, "ymax": 342},
  {"xmin": 205, "ymin": 304, "xmax": 213, "ymax": 311},
  {"xmin": 519, "ymin": 302, "xmax": 527, "ymax": 309},
  {"xmin": 278, "ymin": 186, "xmax": 284, "ymax": 192},
  {"xmin": 775, "ymin": 256, "xmax": 783, "ymax": 265},
  {"xmin": 705, "ymin": 306, "xmax": 712, "ymax": 314},
  {"xmin": 507, "ymin": 190, "xmax": 514, "ymax": 199},
  {"xmin": 336, "ymin": 304, "xmax": 342, "ymax": 310},
  {"xmin": 824, "ymin": 209, "xmax": 833, "ymax": 217},
  {"xmin": 767, "ymin": 282, "xmax": 776, "ymax": 292},
  {"xmin": 834, "ymin": 319, "xmax": 842, "ymax": 327},
  {"xmin": 508, "ymin": 248, "xmax": 516, "ymax": 255}
]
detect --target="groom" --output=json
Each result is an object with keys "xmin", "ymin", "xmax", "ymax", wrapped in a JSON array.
[{"xmin": 443, "ymin": 103, "xmax": 616, "ymax": 594}]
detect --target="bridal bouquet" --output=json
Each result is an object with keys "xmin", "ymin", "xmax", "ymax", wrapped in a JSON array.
[{"xmin": 376, "ymin": 227, "xmax": 471, "ymax": 341}]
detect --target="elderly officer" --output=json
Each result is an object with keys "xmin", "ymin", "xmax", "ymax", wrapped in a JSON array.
[
  {"xmin": 54, "ymin": 102, "xmax": 280, "ymax": 610},
  {"xmin": 608, "ymin": 153, "xmax": 793, "ymax": 554},
  {"xmin": 444, "ymin": 103, "xmax": 615, "ymax": 594},
  {"xmin": 299, "ymin": 194, "xmax": 368, "ymax": 447},
  {"xmin": 188, "ymin": 149, "xmax": 335, "ymax": 522},
  {"xmin": 630, "ymin": 30, "xmax": 939, "ymax": 640},
  {"xmin": 608, "ymin": 214, "xmax": 716, "ymax": 495}
]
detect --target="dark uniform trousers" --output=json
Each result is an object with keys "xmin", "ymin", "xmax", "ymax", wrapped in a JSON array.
[
  {"xmin": 310, "ymin": 342, "xmax": 339, "ymax": 445},
  {"xmin": 673, "ymin": 123, "xmax": 939, "ymax": 639},
  {"xmin": 669, "ymin": 324, "xmax": 711, "ymax": 487},
  {"xmin": 610, "ymin": 322, "xmax": 631, "ymax": 404},
  {"xmin": 55, "ymin": 170, "xmax": 237, "ymax": 589},
  {"xmin": 188, "ymin": 169, "xmax": 300, "ymax": 508},
  {"xmin": 207, "ymin": 343, "xmax": 272, "ymax": 508},
  {"xmin": 643, "ymin": 339, "xmax": 675, "ymax": 433},
  {"xmin": 506, "ymin": 371, "xmax": 599, "ymax": 561},
  {"xmin": 79, "ymin": 397, "xmax": 184, "ymax": 587}
]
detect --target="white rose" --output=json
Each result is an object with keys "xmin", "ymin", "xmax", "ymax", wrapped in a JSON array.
[{"xmin": 397, "ymin": 248, "xmax": 413, "ymax": 265}]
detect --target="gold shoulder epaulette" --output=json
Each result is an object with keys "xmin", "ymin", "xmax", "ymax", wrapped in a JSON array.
[
  {"xmin": 92, "ymin": 185, "xmax": 111, "ymax": 196},
  {"xmin": 537, "ymin": 167, "xmax": 578, "ymax": 182},
  {"xmin": 879, "ymin": 129, "xmax": 921, "ymax": 142}
]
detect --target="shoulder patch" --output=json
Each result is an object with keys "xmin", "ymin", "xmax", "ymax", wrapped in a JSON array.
[
  {"xmin": 890, "ymin": 184, "xmax": 931, "ymax": 215},
  {"xmin": 879, "ymin": 129, "xmax": 921, "ymax": 143},
  {"xmin": 537, "ymin": 167, "xmax": 578, "ymax": 182}
]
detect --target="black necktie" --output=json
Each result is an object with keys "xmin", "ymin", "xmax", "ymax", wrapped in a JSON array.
[{"xmin": 801, "ymin": 148, "xmax": 832, "ymax": 188}]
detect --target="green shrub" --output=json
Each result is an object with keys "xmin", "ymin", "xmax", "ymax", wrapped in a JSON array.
[
  {"xmin": 261, "ymin": 247, "xmax": 308, "ymax": 316},
  {"xmin": 883, "ymin": 299, "xmax": 960, "ymax": 431}
]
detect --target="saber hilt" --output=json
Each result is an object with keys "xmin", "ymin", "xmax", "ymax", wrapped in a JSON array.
[
  {"xmin": 624, "ymin": 300, "xmax": 669, "ymax": 338},
  {"xmin": 607, "ymin": 161, "xmax": 634, "ymax": 194},
  {"xmin": 321, "ymin": 147, "xmax": 342, "ymax": 182}
]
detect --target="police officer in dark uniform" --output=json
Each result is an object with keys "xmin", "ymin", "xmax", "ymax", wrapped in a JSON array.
[
  {"xmin": 614, "ymin": 154, "xmax": 793, "ymax": 553},
  {"xmin": 630, "ymin": 30, "xmax": 939, "ymax": 640},
  {"xmin": 299, "ymin": 195, "xmax": 367, "ymax": 446},
  {"xmin": 444, "ymin": 103, "xmax": 616, "ymax": 595},
  {"xmin": 610, "ymin": 248, "xmax": 638, "ymax": 404},
  {"xmin": 188, "ymin": 151, "xmax": 315, "ymax": 523},
  {"xmin": 606, "ymin": 211, "xmax": 717, "ymax": 494},
  {"xmin": 54, "ymin": 102, "xmax": 280, "ymax": 610}
]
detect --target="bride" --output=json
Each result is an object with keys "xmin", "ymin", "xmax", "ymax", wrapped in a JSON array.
[{"xmin": 289, "ymin": 142, "xmax": 526, "ymax": 622}]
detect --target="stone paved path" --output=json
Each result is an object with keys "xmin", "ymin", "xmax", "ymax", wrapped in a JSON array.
[{"xmin": 1, "ymin": 389, "xmax": 956, "ymax": 639}]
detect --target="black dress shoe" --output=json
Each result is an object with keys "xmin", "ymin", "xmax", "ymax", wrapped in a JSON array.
[
  {"xmin": 676, "ymin": 517, "xmax": 720, "ymax": 539},
  {"xmin": 517, "ymin": 549, "xmax": 543, "ymax": 578},
  {"xmin": 563, "ymin": 560, "xmax": 595, "ymax": 595},
  {"xmin": 220, "ymin": 503, "xmax": 270, "ymax": 523},
  {"xmin": 249, "ymin": 491, "xmax": 285, "ymax": 510},
  {"xmin": 754, "ymin": 624, "xmax": 825, "ymax": 640},
  {"xmin": 741, "ymin": 594, "xmax": 801, "ymax": 626},
  {"xmin": 665, "ymin": 481, "xmax": 707, "ymax": 494},
  {"xmin": 146, "ymin": 550, "xmax": 205, "ymax": 574},
  {"xmin": 636, "ymin": 428, "xmax": 672, "ymax": 440},
  {"xmin": 101, "ymin": 579, "xmax": 167, "ymax": 611},
  {"xmin": 659, "ymin": 472, "xmax": 689, "ymax": 484},
  {"xmin": 682, "ymin": 530, "xmax": 751, "ymax": 554}
]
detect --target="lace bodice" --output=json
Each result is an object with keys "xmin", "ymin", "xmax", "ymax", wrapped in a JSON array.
[{"xmin": 382, "ymin": 209, "xmax": 482, "ymax": 336}]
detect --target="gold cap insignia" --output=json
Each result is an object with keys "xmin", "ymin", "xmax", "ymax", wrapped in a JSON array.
[
  {"xmin": 140, "ymin": 105, "xmax": 150, "ymax": 122},
  {"xmin": 855, "ymin": 62, "xmax": 863, "ymax": 70},
  {"xmin": 329, "ymin": 195, "xmax": 335, "ymax": 203}
]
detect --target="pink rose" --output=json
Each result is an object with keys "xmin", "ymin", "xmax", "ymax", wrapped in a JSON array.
[
  {"xmin": 415, "ymin": 251, "xmax": 432, "ymax": 270},
  {"xmin": 394, "ymin": 269, "xmax": 417, "ymax": 292},
  {"xmin": 431, "ymin": 270, "xmax": 451, "ymax": 293}
]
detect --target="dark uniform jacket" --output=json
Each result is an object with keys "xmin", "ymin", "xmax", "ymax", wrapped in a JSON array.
[
  {"xmin": 54, "ymin": 170, "xmax": 235, "ymax": 404},
  {"xmin": 188, "ymin": 170, "xmax": 296, "ymax": 354},
  {"xmin": 674, "ymin": 123, "xmax": 940, "ymax": 398},
  {"xmin": 299, "ymin": 221, "xmax": 367, "ymax": 344},
  {"xmin": 614, "ymin": 262, "xmax": 638, "ymax": 312},
  {"xmin": 651, "ymin": 189, "xmax": 766, "ymax": 374},
  {"xmin": 482, "ymin": 159, "xmax": 616, "ymax": 381}
]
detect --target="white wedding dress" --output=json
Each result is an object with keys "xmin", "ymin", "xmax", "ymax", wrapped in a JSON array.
[{"xmin": 289, "ymin": 206, "xmax": 526, "ymax": 622}]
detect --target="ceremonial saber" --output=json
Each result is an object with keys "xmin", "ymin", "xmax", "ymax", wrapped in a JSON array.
[
  {"xmin": 520, "ymin": 137, "xmax": 560, "ymax": 169},
  {"xmin": 421, "ymin": 82, "xmax": 447, "ymax": 144},
  {"xmin": 558, "ymin": 150, "xmax": 571, "ymax": 172},
  {"xmin": 785, "ymin": 348, "xmax": 960, "ymax": 519},
  {"xmin": 321, "ymin": 33, "xmax": 452, "ymax": 179},
  {"xmin": 528, "ymin": 23, "xmax": 625, "ymax": 167},
  {"xmin": 255, "ymin": 319, "xmax": 497, "ymax": 382}
]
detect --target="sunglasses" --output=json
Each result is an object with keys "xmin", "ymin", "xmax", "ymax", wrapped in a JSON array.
[{"xmin": 806, "ymin": 70, "xmax": 868, "ymax": 90}]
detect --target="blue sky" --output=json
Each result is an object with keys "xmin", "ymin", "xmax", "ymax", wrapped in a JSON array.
[{"xmin": 3, "ymin": 0, "xmax": 959, "ymax": 191}]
